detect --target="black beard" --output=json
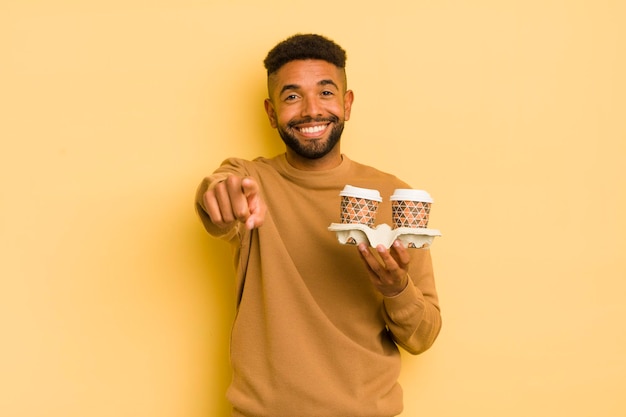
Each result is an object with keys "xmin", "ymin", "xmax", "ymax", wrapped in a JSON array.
[{"xmin": 277, "ymin": 116, "xmax": 344, "ymax": 160}]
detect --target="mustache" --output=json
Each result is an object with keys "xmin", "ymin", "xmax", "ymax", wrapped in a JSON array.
[{"xmin": 287, "ymin": 115, "xmax": 339, "ymax": 128}]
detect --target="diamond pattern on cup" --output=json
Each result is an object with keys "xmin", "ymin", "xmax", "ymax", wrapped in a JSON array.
[
  {"xmin": 392, "ymin": 201, "xmax": 431, "ymax": 228},
  {"xmin": 341, "ymin": 196, "xmax": 379, "ymax": 226}
]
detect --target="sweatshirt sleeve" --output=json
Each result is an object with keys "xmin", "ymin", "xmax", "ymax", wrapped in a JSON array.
[
  {"xmin": 194, "ymin": 158, "xmax": 251, "ymax": 241},
  {"xmin": 381, "ymin": 248, "xmax": 442, "ymax": 355}
]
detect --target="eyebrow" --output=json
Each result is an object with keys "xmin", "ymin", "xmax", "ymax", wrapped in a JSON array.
[{"xmin": 279, "ymin": 79, "xmax": 339, "ymax": 95}]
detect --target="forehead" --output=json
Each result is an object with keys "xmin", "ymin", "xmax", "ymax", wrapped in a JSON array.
[{"xmin": 268, "ymin": 59, "xmax": 346, "ymax": 93}]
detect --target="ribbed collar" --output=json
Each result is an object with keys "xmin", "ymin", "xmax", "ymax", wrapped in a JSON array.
[{"xmin": 267, "ymin": 153, "xmax": 353, "ymax": 188}]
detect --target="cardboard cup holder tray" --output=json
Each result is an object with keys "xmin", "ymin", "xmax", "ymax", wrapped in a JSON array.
[{"xmin": 328, "ymin": 223, "xmax": 441, "ymax": 249}]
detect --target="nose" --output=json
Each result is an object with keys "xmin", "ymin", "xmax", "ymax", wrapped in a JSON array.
[{"xmin": 301, "ymin": 95, "xmax": 323, "ymax": 118}]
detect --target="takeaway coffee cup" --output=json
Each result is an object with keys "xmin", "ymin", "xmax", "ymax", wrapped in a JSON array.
[
  {"xmin": 390, "ymin": 189, "xmax": 433, "ymax": 228},
  {"xmin": 339, "ymin": 185, "xmax": 382, "ymax": 227}
]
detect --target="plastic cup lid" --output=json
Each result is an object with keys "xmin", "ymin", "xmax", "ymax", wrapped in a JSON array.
[
  {"xmin": 390, "ymin": 189, "xmax": 433, "ymax": 203},
  {"xmin": 339, "ymin": 185, "xmax": 383, "ymax": 202}
]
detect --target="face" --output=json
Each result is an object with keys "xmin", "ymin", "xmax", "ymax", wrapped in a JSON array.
[{"xmin": 264, "ymin": 60, "xmax": 354, "ymax": 167}]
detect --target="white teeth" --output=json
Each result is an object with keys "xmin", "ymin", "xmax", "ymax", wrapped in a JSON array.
[{"xmin": 299, "ymin": 125, "xmax": 326, "ymax": 134}]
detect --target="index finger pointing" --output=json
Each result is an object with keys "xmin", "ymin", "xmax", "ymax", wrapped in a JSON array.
[{"xmin": 241, "ymin": 177, "xmax": 260, "ymax": 197}]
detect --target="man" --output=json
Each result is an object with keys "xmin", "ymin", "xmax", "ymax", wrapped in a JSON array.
[{"xmin": 196, "ymin": 33, "xmax": 441, "ymax": 417}]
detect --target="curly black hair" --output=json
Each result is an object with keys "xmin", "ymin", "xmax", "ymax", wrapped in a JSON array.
[{"xmin": 263, "ymin": 34, "xmax": 347, "ymax": 75}]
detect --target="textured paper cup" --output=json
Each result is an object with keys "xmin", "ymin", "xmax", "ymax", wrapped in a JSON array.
[
  {"xmin": 339, "ymin": 185, "xmax": 382, "ymax": 226},
  {"xmin": 390, "ymin": 189, "xmax": 433, "ymax": 228}
]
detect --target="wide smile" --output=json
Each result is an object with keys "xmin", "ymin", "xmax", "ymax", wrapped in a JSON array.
[{"xmin": 296, "ymin": 123, "xmax": 330, "ymax": 138}]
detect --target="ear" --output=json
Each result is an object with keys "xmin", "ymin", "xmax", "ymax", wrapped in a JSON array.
[
  {"xmin": 343, "ymin": 90, "xmax": 354, "ymax": 121},
  {"xmin": 264, "ymin": 98, "xmax": 278, "ymax": 128}
]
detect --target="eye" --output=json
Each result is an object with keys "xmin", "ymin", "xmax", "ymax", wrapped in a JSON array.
[
  {"xmin": 284, "ymin": 94, "xmax": 299, "ymax": 102},
  {"xmin": 321, "ymin": 90, "xmax": 334, "ymax": 97}
]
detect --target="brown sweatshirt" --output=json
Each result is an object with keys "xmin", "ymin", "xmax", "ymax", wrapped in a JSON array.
[{"xmin": 195, "ymin": 154, "xmax": 442, "ymax": 417}]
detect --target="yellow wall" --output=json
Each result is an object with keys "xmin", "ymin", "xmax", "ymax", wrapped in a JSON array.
[{"xmin": 2, "ymin": 1, "xmax": 624, "ymax": 416}]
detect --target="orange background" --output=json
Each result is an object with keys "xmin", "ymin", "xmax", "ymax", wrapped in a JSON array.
[{"xmin": 2, "ymin": 1, "xmax": 625, "ymax": 416}]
